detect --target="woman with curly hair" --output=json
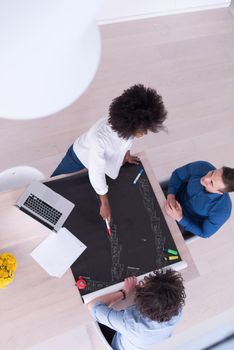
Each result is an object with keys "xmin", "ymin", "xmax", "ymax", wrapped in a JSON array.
[
  {"xmin": 52, "ymin": 84, "xmax": 167, "ymax": 222},
  {"xmin": 88, "ymin": 269, "xmax": 186, "ymax": 350}
]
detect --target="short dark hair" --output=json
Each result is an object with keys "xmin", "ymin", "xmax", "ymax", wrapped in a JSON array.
[
  {"xmin": 108, "ymin": 84, "xmax": 167, "ymax": 139},
  {"xmin": 135, "ymin": 269, "xmax": 186, "ymax": 322},
  {"xmin": 222, "ymin": 166, "xmax": 234, "ymax": 192}
]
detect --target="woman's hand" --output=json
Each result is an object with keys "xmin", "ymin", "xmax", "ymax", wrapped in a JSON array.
[
  {"xmin": 123, "ymin": 151, "xmax": 140, "ymax": 165},
  {"xmin": 99, "ymin": 194, "xmax": 111, "ymax": 222},
  {"xmin": 100, "ymin": 202, "xmax": 111, "ymax": 222}
]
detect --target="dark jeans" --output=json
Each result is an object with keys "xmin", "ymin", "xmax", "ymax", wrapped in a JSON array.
[{"xmin": 51, "ymin": 145, "xmax": 85, "ymax": 177}]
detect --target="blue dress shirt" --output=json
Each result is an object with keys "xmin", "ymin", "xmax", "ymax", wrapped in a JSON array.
[
  {"xmin": 167, "ymin": 161, "xmax": 232, "ymax": 238},
  {"xmin": 92, "ymin": 302, "xmax": 181, "ymax": 350}
]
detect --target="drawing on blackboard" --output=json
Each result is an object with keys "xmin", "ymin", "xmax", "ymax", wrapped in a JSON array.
[
  {"xmin": 44, "ymin": 163, "xmax": 181, "ymax": 300},
  {"xmin": 127, "ymin": 266, "xmax": 140, "ymax": 277},
  {"xmin": 138, "ymin": 178, "xmax": 166, "ymax": 268},
  {"xmin": 109, "ymin": 223, "xmax": 125, "ymax": 282},
  {"xmin": 83, "ymin": 279, "xmax": 110, "ymax": 293}
]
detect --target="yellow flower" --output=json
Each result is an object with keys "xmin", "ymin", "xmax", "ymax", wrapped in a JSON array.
[
  {"xmin": 6, "ymin": 263, "xmax": 16, "ymax": 271},
  {"xmin": 3, "ymin": 270, "xmax": 8, "ymax": 278},
  {"xmin": 0, "ymin": 252, "xmax": 17, "ymax": 288},
  {"xmin": 7, "ymin": 257, "xmax": 15, "ymax": 264},
  {"xmin": 0, "ymin": 277, "xmax": 13, "ymax": 288},
  {"xmin": 2, "ymin": 253, "xmax": 15, "ymax": 261}
]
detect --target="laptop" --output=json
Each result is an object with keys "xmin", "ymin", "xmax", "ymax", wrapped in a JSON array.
[{"xmin": 16, "ymin": 181, "xmax": 75, "ymax": 231}]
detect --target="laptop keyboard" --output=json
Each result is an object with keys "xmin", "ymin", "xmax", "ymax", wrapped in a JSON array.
[{"xmin": 24, "ymin": 194, "xmax": 62, "ymax": 225}]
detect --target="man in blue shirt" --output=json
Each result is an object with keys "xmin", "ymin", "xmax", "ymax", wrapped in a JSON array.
[
  {"xmin": 87, "ymin": 269, "xmax": 185, "ymax": 350},
  {"xmin": 165, "ymin": 161, "xmax": 233, "ymax": 238}
]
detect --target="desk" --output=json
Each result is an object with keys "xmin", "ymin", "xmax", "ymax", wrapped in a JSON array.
[
  {"xmin": 0, "ymin": 153, "xmax": 198, "ymax": 350},
  {"xmin": 46, "ymin": 156, "xmax": 187, "ymax": 303}
]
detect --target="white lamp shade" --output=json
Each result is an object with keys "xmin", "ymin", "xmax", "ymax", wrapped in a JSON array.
[{"xmin": 0, "ymin": 0, "xmax": 103, "ymax": 119}]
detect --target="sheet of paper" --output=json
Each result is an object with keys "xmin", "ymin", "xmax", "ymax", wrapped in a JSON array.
[{"xmin": 31, "ymin": 227, "xmax": 87, "ymax": 277}]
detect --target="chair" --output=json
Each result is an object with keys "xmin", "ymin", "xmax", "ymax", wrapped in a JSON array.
[
  {"xmin": 0, "ymin": 166, "xmax": 45, "ymax": 192},
  {"xmin": 181, "ymin": 230, "xmax": 200, "ymax": 244}
]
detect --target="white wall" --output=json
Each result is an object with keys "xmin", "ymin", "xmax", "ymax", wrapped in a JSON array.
[
  {"xmin": 230, "ymin": 0, "xmax": 234, "ymax": 14},
  {"xmin": 97, "ymin": 0, "xmax": 230, "ymax": 24}
]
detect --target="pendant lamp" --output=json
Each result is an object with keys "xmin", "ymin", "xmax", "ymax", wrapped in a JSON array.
[{"xmin": 0, "ymin": 0, "xmax": 103, "ymax": 119}]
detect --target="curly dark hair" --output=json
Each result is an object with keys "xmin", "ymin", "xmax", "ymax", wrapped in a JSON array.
[
  {"xmin": 108, "ymin": 84, "xmax": 167, "ymax": 139},
  {"xmin": 135, "ymin": 269, "xmax": 186, "ymax": 322},
  {"xmin": 222, "ymin": 166, "xmax": 234, "ymax": 192}
]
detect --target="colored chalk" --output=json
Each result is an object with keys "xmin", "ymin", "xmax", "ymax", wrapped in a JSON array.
[
  {"xmin": 76, "ymin": 277, "xmax": 87, "ymax": 289},
  {"xmin": 75, "ymin": 275, "xmax": 91, "ymax": 289},
  {"xmin": 163, "ymin": 248, "xmax": 178, "ymax": 256},
  {"xmin": 133, "ymin": 168, "xmax": 144, "ymax": 184},
  {"xmin": 79, "ymin": 275, "xmax": 91, "ymax": 280},
  {"xmin": 164, "ymin": 255, "xmax": 179, "ymax": 261},
  {"xmin": 105, "ymin": 218, "xmax": 112, "ymax": 237}
]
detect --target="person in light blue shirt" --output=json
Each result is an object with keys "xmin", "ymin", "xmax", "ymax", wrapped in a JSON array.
[
  {"xmin": 87, "ymin": 269, "xmax": 186, "ymax": 350},
  {"xmin": 165, "ymin": 161, "xmax": 233, "ymax": 238}
]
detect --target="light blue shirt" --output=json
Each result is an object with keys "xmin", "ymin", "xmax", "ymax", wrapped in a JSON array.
[{"xmin": 92, "ymin": 302, "xmax": 182, "ymax": 350}]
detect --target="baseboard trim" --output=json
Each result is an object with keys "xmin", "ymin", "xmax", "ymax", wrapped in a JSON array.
[{"xmin": 97, "ymin": 3, "xmax": 230, "ymax": 25}]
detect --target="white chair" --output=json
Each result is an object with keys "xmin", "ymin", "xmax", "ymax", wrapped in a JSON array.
[{"xmin": 0, "ymin": 166, "xmax": 45, "ymax": 192}]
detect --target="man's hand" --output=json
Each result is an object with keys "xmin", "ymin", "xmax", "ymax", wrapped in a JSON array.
[
  {"xmin": 166, "ymin": 194, "xmax": 177, "ymax": 208},
  {"xmin": 122, "ymin": 276, "xmax": 137, "ymax": 297},
  {"xmin": 87, "ymin": 277, "xmax": 137, "ymax": 310},
  {"xmin": 164, "ymin": 200, "xmax": 183, "ymax": 222},
  {"xmin": 123, "ymin": 151, "xmax": 140, "ymax": 165},
  {"xmin": 99, "ymin": 194, "xmax": 111, "ymax": 222}
]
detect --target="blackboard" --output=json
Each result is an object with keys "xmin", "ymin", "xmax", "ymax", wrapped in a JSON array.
[{"xmin": 45, "ymin": 163, "xmax": 181, "ymax": 298}]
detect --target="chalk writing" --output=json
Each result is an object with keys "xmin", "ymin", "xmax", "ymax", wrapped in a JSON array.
[
  {"xmin": 109, "ymin": 223, "xmax": 125, "ymax": 282},
  {"xmin": 138, "ymin": 178, "xmax": 166, "ymax": 268}
]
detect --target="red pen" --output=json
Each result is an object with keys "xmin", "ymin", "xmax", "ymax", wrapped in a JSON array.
[{"xmin": 105, "ymin": 218, "xmax": 112, "ymax": 237}]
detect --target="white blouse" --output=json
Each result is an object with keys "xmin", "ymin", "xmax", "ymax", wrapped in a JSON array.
[{"xmin": 73, "ymin": 118, "xmax": 133, "ymax": 195}]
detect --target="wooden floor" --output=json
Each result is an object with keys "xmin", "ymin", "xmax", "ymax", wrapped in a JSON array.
[{"xmin": 1, "ymin": 7, "xmax": 234, "ymax": 348}]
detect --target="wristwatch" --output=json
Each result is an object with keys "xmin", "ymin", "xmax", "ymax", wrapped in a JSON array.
[{"xmin": 120, "ymin": 289, "xmax": 126, "ymax": 300}]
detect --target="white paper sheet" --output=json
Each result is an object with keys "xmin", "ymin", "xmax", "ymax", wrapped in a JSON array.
[{"xmin": 30, "ymin": 227, "xmax": 87, "ymax": 277}]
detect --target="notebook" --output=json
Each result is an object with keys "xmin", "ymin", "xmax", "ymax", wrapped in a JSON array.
[{"xmin": 16, "ymin": 181, "xmax": 75, "ymax": 231}]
